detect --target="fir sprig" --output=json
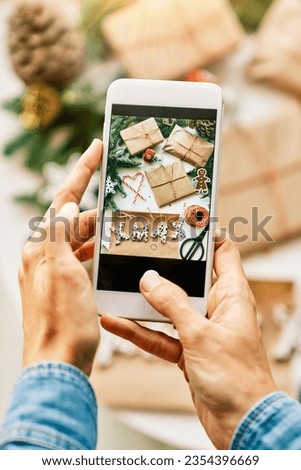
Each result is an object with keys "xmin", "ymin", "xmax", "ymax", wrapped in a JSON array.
[
  {"xmin": 187, "ymin": 122, "xmax": 215, "ymax": 197},
  {"xmin": 2, "ymin": 81, "xmax": 107, "ymax": 210},
  {"xmin": 105, "ymin": 114, "xmax": 143, "ymax": 210}
]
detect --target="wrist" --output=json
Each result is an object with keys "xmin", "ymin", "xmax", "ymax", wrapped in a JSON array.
[
  {"xmin": 23, "ymin": 341, "xmax": 98, "ymax": 376},
  {"xmin": 230, "ymin": 391, "xmax": 290, "ymax": 450},
  {"xmin": 205, "ymin": 380, "xmax": 279, "ymax": 449}
]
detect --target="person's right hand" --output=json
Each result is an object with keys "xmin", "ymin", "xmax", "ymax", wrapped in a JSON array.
[{"xmin": 101, "ymin": 234, "xmax": 278, "ymax": 449}]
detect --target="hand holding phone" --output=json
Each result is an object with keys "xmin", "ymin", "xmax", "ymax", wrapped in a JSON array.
[{"xmin": 93, "ymin": 79, "xmax": 223, "ymax": 321}]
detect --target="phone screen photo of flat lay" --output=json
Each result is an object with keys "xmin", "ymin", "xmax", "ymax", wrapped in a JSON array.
[{"xmin": 96, "ymin": 104, "xmax": 217, "ymax": 298}]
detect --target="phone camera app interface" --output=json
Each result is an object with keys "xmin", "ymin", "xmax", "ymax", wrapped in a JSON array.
[{"xmin": 97, "ymin": 105, "xmax": 217, "ymax": 296}]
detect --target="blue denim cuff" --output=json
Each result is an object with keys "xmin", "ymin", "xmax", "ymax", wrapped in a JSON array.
[
  {"xmin": 0, "ymin": 362, "xmax": 97, "ymax": 450},
  {"xmin": 230, "ymin": 391, "xmax": 301, "ymax": 450}
]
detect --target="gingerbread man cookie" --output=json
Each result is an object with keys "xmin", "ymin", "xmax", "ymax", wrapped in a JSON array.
[{"xmin": 193, "ymin": 168, "xmax": 210, "ymax": 196}]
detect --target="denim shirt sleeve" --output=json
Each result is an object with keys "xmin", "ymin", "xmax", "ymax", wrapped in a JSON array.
[
  {"xmin": 230, "ymin": 391, "xmax": 301, "ymax": 450},
  {"xmin": 0, "ymin": 362, "xmax": 97, "ymax": 450}
]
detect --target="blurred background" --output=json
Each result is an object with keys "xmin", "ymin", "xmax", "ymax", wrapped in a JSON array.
[{"xmin": 1, "ymin": 0, "xmax": 301, "ymax": 450}]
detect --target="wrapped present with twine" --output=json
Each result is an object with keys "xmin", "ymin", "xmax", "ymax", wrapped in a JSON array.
[
  {"xmin": 163, "ymin": 125, "xmax": 214, "ymax": 167},
  {"xmin": 218, "ymin": 98, "xmax": 301, "ymax": 255},
  {"xmin": 248, "ymin": 0, "xmax": 301, "ymax": 98},
  {"xmin": 146, "ymin": 160, "xmax": 194, "ymax": 207},
  {"xmin": 102, "ymin": 0, "xmax": 245, "ymax": 80},
  {"xmin": 120, "ymin": 118, "xmax": 164, "ymax": 156}
]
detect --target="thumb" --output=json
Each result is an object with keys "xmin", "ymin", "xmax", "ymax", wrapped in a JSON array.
[
  {"xmin": 214, "ymin": 232, "xmax": 245, "ymax": 280},
  {"xmin": 140, "ymin": 270, "xmax": 204, "ymax": 333}
]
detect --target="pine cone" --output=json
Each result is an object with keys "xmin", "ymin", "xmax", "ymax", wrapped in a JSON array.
[
  {"xmin": 196, "ymin": 120, "xmax": 216, "ymax": 140},
  {"xmin": 8, "ymin": 0, "xmax": 85, "ymax": 88}
]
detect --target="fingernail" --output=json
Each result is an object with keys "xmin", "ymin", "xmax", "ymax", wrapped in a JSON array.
[
  {"xmin": 141, "ymin": 270, "xmax": 161, "ymax": 293},
  {"xmin": 214, "ymin": 228, "xmax": 227, "ymax": 243},
  {"xmin": 92, "ymin": 138, "xmax": 102, "ymax": 146},
  {"xmin": 85, "ymin": 138, "xmax": 101, "ymax": 151}
]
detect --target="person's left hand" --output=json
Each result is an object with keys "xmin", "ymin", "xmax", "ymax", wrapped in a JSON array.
[{"xmin": 19, "ymin": 139, "xmax": 102, "ymax": 376}]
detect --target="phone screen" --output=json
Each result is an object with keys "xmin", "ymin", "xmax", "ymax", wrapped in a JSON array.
[{"xmin": 97, "ymin": 104, "xmax": 217, "ymax": 297}]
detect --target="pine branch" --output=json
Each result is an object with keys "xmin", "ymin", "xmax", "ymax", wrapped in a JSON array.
[
  {"xmin": 230, "ymin": 0, "xmax": 273, "ymax": 31},
  {"xmin": 14, "ymin": 193, "xmax": 47, "ymax": 212},
  {"xmin": 25, "ymin": 132, "xmax": 51, "ymax": 172},
  {"xmin": 3, "ymin": 130, "xmax": 33, "ymax": 157},
  {"xmin": 3, "ymin": 97, "xmax": 22, "ymax": 115},
  {"xmin": 105, "ymin": 196, "xmax": 119, "ymax": 212},
  {"xmin": 110, "ymin": 157, "xmax": 141, "ymax": 168}
]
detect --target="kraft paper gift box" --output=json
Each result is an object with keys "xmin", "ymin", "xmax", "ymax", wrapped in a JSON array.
[
  {"xmin": 218, "ymin": 98, "xmax": 301, "ymax": 255},
  {"xmin": 248, "ymin": 0, "xmax": 301, "ymax": 98},
  {"xmin": 146, "ymin": 160, "xmax": 194, "ymax": 208},
  {"xmin": 102, "ymin": 0, "xmax": 245, "ymax": 80},
  {"xmin": 163, "ymin": 125, "xmax": 214, "ymax": 167},
  {"xmin": 120, "ymin": 117, "xmax": 164, "ymax": 156}
]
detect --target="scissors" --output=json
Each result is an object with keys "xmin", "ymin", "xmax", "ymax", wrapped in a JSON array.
[{"xmin": 180, "ymin": 224, "xmax": 209, "ymax": 261}]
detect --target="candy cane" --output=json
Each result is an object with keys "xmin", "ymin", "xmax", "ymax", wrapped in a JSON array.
[{"xmin": 122, "ymin": 172, "xmax": 146, "ymax": 204}]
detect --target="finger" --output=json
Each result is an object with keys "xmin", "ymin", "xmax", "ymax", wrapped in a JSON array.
[
  {"xmin": 101, "ymin": 315, "xmax": 183, "ymax": 363},
  {"xmin": 139, "ymin": 271, "xmax": 204, "ymax": 334},
  {"xmin": 51, "ymin": 139, "xmax": 102, "ymax": 212},
  {"xmin": 71, "ymin": 209, "xmax": 97, "ymax": 251},
  {"xmin": 213, "ymin": 231, "xmax": 245, "ymax": 279},
  {"xmin": 208, "ymin": 231, "xmax": 256, "ymax": 321},
  {"xmin": 74, "ymin": 240, "xmax": 95, "ymax": 263},
  {"xmin": 45, "ymin": 202, "xmax": 79, "ymax": 260}
]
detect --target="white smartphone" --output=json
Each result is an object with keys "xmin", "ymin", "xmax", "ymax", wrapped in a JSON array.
[{"xmin": 93, "ymin": 79, "xmax": 223, "ymax": 321}]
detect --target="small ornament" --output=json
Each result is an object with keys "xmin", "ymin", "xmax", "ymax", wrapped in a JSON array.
[
  {"xmin": 171, "ymin": 219, "xmax": 186, "ymax": 240},
  {"xmin": 185, "ymin": 68, "xmax": 217, "ymax": 84},
  {"xmin": 122, "ymin": 172, "xmax": 146, "ymax": 204},
  {"xmin": 21, "ymin": 83, "xmax": 61, "ymax": 129},
  {"xmin": 184, "ymin": 205, "xmax": 209, "ymax": 228},
  {"xmin": 196, "ymin": 120, "xmax": 216, "ymax": 140},
  {"xmin": 151, "ymin": 223, "xmax": 168, "ymax": 244},
  {"xmin": 105, "ymin": 175, "xmax": 118, "ymax": 197},
  {"xmin": 162, "ymin": 118, "xmax": 176, "ymax": 127},
  {"xmin": 193, "ymin": 168, "xmax": 211, "ymax": 195},
  {"xmin": 143, "ymin": 148, "xmax": 156, "ymax": 162},
  {"xmin": 111, "ymin": 222, "xmax": 129, "ymax": 245},
  {"xmin": 131, "ymin": 222, "xmax": 149, "ymax": 242}
]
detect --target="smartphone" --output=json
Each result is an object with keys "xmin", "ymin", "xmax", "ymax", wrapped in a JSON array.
[{"xmin": 93, "ymin": 79, "xmax": 223, "ymax": 321}]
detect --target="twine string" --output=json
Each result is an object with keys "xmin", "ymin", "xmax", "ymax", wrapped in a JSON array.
[
  {"xmin": 169, "ymin": 130, "xmax": 208, "ymax": 164},
  {"xmin": 150, "ymin": 162, "xmax": 186, "ymax": 201},
  {"xmin": 234, "ymin": 125, "xmax": 292, "ymax": 238},
  {"xmin": 123, "ymin": 121, "xmax": 158, "ymax": 145}
]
